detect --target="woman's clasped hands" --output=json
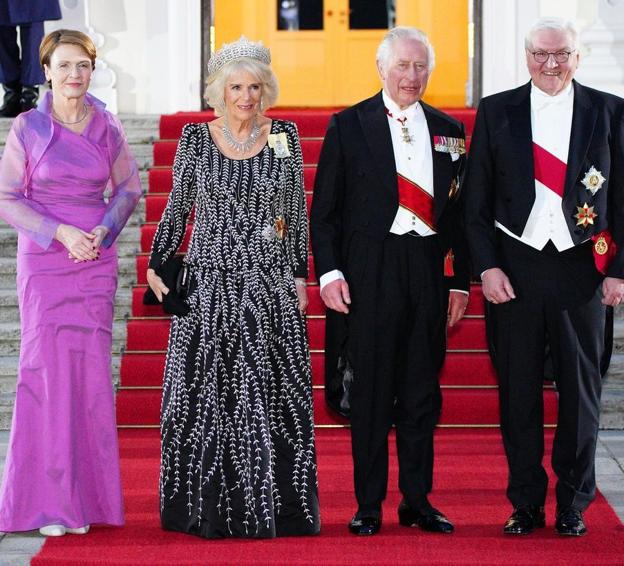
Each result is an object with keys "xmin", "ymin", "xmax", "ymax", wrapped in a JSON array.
[{"xmin": 56, "ymin": 223, "xmax": 109, "ymax": 262}]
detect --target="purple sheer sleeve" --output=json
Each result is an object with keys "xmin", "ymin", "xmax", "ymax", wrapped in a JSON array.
[
  {"xmin": 0, "ymin": 116, "xmax": 60, "ymax": 249},
  {"xmin": 100, "ymin": 113, "xmax": 142, "ymax": 247}
]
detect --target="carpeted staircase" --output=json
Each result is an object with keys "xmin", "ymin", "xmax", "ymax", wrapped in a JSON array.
[{"xmin": 114, "ymin": 108, "xmax": 561, "ymax": 429}]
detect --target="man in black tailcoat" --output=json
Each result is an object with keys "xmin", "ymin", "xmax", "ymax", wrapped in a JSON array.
[
  {"xmin": 463, "ymin": 17, "xmax": 624, "ymax": 537},
  {"xmin": 0, "ymin": 0, "xmax": 61, "ymax": 116},
  {"xmin": 310, "ymin": 26, "xmax": 470, "ymax": 536}
]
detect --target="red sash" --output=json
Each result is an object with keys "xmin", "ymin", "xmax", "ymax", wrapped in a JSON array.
[
  {"xmin": 532, "ymin": 142, "xmax": 566, "ymax": 197},
  {"xmin": 397, "ymin": 173, "xmax": 436, "ymax": 231},
  {"xmin": 533, "ymin": 142, "xmax": 617, "ymax": 273}
]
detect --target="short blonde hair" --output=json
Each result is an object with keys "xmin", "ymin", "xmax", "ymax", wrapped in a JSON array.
[{"xmin": 204, "ymin": 58, "xmax": 279, "ymax": 116}]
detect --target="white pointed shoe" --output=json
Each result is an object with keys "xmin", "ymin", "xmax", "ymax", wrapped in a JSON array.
[
  {"xmin": 66, "ymin": 525, "xmax": 90, "ymax": 534},
  {"xmin": 39, "ymin": 524, "xmax": 66, "ymax": 537}
]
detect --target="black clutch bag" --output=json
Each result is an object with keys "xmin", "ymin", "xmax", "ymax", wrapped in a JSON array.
[{"xmin": 143, "ymin": 255, "xmax": 193, "ymax": 316}]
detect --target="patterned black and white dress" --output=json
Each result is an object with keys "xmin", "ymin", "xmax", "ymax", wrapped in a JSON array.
[{"xmin": 149, "ymin": 120, "xmax": 320, "ymax": 538}]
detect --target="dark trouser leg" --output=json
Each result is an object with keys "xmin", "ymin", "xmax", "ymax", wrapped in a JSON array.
[
  {"xmin": 395, "ymin": 236, "xmax": 446, "ymax": 512},
  {"xmin": 18, "ymin": 23, "xmax": 45, "ymax": 87},
  {"xmin": 493, "ymin": 236, "xmax": 550, "ymax": 507},
  {"xmin": 348, "ymin": 236, "xmax": 405, "ymax": 513},
  {"xmin": 0, "ymin": 26, "xmax": 20, "ymax": 84},
  {"xmin": 547, "ymin": 249, "xmax": 604, "ymax": 511},
  {"xmin": 492, "ymin": 288, "xmax": 549, "ymax": 507}
]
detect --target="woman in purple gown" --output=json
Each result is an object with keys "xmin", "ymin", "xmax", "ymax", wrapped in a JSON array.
[{"xmin": 0, "ymin": 29, "xmax": 141, "ymax": 536}]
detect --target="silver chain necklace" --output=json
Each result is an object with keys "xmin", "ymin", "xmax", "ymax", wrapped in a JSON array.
[
  {"xmin": 221, "ymin": 117, "xmax": 261, "ymax": 153},
  {"xmin": 52, "ymin": 104, "xmax": 89, "ymax": 125}
]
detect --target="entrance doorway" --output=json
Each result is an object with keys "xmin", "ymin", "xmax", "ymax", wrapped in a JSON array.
[{"xmin": 212, "ymin": 0, "xmax": 469, "ymax": 107}]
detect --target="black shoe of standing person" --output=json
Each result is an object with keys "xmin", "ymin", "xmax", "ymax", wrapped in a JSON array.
[
  {"xmin": 348, "ymin": 508, "xmax": 382, "ymax": 535},
  {"xmin": 398, "ymin": 499, "xmax": 454, "ymax": 533},
  {"xmin": 503, "ymin": 505, "xmax": 546, "ymax": 535},
  {"xmin": 555, "ymin": 506, "xmax": 587, "ymax": 536},
  {"xmin": 20, "ymin": 85, "xmax": 39, "ymax": 113},
  {"xmin": 0, "ymin": 81, "xmax": 22, "ymax": 118}
]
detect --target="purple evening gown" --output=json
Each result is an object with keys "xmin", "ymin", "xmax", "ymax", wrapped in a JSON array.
[{"xmin": 0, "ymin": 92, "xmax": 141, "ymax": 531}]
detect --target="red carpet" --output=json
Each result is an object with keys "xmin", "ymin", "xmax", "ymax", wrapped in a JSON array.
[
  {"xmin": 33, "ymin": 430, "xmax": 624, "ymax": 565},
  {"xmin": 115, "ymin": 108, "xmax": 560, "ymax": 429}
]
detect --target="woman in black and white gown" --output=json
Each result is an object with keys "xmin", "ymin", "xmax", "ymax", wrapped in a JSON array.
[{"xmin": 147, "ymin": 36, "xmax": 320, "ymax": 539}]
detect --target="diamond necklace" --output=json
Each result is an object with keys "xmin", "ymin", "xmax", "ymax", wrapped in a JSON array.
[{"xmin": 221, "ymin": 117, "xmax": 261, "ymax": 153}]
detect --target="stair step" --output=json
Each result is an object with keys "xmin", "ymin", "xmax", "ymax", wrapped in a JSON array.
[
  {"xmin": 153, "ymin": 139, "xmax": 323, "ymax": 167},
  {"xmin": 115, "ymin": 386, "xmax": 559, "ymax": 427},
  {"xmin": 134, "ymin": 253, "xmax": 318, "ymax": 284},
  {"xmin": 0, "ymin": 321, "xmax": 129, "ymax": 356},
  {"xmin": 143, "ymin": 191, "xmax": 314, "ymax": 222},
  {"xmin": 147, "ymin": 166, "xmax": 318, "ymax": 194},
  {"xmin": 157, "ymin": 109, "xmax": 477, "ymax": 140},
  {"xmin": 118, "ymin": 350, "xmax": 501, "ymax": 388},
  {"xmin": 124, "ymin": 316, "xmax": 487, "ymax": 352}
]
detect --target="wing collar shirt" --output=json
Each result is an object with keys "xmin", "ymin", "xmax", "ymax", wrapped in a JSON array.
[
  {"xmin": 383, "ymin": 90, "xmax": 436, "ymax": 237},
  {"xmin": 494, "ymin": 81, "xmax": 575, "ymax": 253}
]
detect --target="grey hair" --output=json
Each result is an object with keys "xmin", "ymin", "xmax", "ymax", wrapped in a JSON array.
[
  {"xmin": 376, "ymin": 26, "xmax": 435, "ymax": 73},
  {"xmin": 204, "ymin": 57, "xmax": 279, "ymax": 116},
  {"xmin": 525, "ymin": 17, "xmax": 579, "ymax": 50}
]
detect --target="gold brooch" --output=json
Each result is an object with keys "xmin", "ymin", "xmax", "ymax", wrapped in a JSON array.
[
  {"xmin": 594, "ymin": 236, "xmax": 608, "ymax": 256},
  {"xmin": 574, "ymin": 203, "xmax": 597, "ymax": 228},
  {"xmin": 274, "ymin": 215, "xmax": 288, "ymax": 239}
]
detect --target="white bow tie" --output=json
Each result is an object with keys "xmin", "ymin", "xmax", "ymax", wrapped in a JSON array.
[{"xmin": 531, "ymin": 93, "xmax": 569, "ymax": 111}]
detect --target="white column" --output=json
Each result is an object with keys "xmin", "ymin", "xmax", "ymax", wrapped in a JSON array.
[
  {"xmin": 46, "ymin": 0, "xmax": 118, "ymax": 113},
  {"xmin": 87, "ymin": 0, "xmax": 201, "ymax": 114},
  {"xmin": 481, "ymin": 0, "xmax": 539, "ymax": 97},
  {"xmin": 575, "ymin": 0, "xmax": 624, "ymax": 97}
]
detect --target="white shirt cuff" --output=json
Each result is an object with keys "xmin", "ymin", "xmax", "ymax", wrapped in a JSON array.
[
  {"xmin": 319, "ymin": 270, "xmax": 345, "ymax": 291},
  {"xmin": 449, "ymin": 289, "xmax": 469, "ymax": 295}
]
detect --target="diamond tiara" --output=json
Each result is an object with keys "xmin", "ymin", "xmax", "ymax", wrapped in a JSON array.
[{"xmin": 207, "ymin": 35, "xmax": 271, "ymax": 77}]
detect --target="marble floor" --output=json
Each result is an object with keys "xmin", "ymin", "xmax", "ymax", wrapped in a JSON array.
[{"xmin": 0, "ymin": 431, "xmax": 622, "ymax": 565}]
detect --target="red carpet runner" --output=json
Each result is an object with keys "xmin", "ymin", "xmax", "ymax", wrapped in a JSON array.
[
  {"xmin": 115, "ymin": 108, "xmax": 557, "ymax": 428},
  {"xmin": 33, "ymin": 430, "xmax": 624, "ymax": 565}
]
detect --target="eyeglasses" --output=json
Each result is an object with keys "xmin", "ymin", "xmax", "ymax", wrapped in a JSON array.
[{"xmin": 528, "ymin": 50, "xmax": 575, "ymax": 64}]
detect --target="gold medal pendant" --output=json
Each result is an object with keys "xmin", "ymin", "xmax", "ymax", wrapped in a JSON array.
[
  {"xmin": 448, "ymin": 179, "xmax": 459, "ymax": 199},
  {"xmin": 594, "ymin": 236, "xmax": 608, "ymax": 256}
]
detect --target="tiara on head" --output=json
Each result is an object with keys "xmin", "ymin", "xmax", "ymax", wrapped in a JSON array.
[{"xmin": 207, "ymin": 35, "xmax": 271, "ymax": 77}]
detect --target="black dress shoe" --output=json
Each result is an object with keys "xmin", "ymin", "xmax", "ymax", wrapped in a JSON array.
[
  {"xmin": 0, "ymin": 81, "xmax": 21, "ymax": 118},
  {"xmin": 348, "ymin": 510, "xmax": 382, "ymax": 536},
  {"xmin": 555, "ymin": 506, "xmax": 586, "ymax": 536},
  {"xmin": 398, "ymin": 500, "xmax": 454, "ymax": 533},
  {"xmin": 503, "ymin": 505, "xmax": 546, "ymax": 535}
]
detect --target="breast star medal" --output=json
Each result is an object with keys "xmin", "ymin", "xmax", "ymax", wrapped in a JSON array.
[
  {"xmin": 581, "ymin": 166, "xmax": 606, "ymax": 195},
  {"xmin": 574, "ymin": 202, "xmax": 597, "ymax": 228}
]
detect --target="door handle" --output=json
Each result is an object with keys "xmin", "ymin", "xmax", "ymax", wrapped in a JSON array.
[{"xmin": 327, "ymin": 10, "xmax": 333, "ymax": 16}]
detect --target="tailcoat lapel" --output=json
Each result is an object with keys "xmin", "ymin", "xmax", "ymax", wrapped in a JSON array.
[
  {"xmin": 506, "ymin": 82, "xmax": 535, "ymax": 196},
  {"xmin": 563, "ymin": 81, "xmax": 597, "ymax": 200},
  {"xmin": 357, "ymin": 91, "xmax": 398, "ymax": 197},
  {"xmin": 421, "ymin": 102, "xmax": 452, "ymax": 221}
]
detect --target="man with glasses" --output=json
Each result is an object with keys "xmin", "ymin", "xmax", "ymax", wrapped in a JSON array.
[{"xmin": 464, "ymin": 17, "xmax": 624, "ymax": 537}]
